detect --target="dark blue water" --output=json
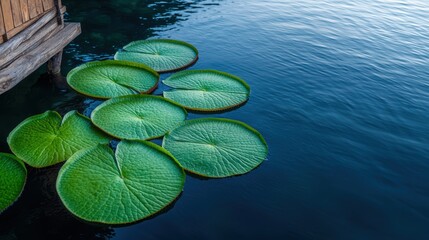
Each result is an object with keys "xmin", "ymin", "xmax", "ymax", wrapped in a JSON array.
[{"xmin": 1, "ymin": 0, "xmax": 429, "ymax": 239}]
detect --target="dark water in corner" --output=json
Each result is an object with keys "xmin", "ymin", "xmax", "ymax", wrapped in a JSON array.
[{"xmin": 1, "ymin": 0, "xmax": 429, "ymax": 239}]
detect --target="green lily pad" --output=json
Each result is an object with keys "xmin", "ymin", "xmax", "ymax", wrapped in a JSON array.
[
  {"xmin": 163, "ymin": 118, "xmax": 268, "ymax": 178},
  {"xmin": 56, "ymin": 140, "xmax": 185, "ymax": 224},
  {"xmin": 7, "ymin": 111, "xmax": 112, "ymax": 168},
  {"xmin": 91, "ymin": 95, "xmax": 187, "ymax": 140},
  {"xmin": 67, "ymin": 60, "xmax": 159, "ymax": 99},
  {"xmin": 163, "ymin": 70, "xmax": 250, "ymax": 111},
  {"xmin": 0, "ymin": 153, "xmax": 27, "ymax": 213},
  {"xmin": 114, "ymin": 39, "xmax": 198, "ymax": 73}
]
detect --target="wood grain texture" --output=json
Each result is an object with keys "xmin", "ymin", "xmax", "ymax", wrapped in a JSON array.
[
  {"xmin": 28, "ymin": 0, "xmax": 38, "ymax": 19},
  {"xmin": 42, "ymin": 0, "xmax": 53, "ymax": 11},
  {"xmin": 10, "ymin": 0, "xmax": 23, "ymax": 27},
  {"xmin": 0, "ymin": 23, "xmax": 81, "ymax": 94},
  {"xmin": 0, "ymin": 2, "xmax": 5, "ymax": 36},
  {"xmin": 35, "ymin": 0, "xmax": 43, "ymax": 14},
  {"xmin": 1, "ymin": 0, "xmax": 14, "ymax": 32},
  {"xmin": 0, "ymin": 7, "xmax": 66, "ymax": 66},
  {"xmin": 20, "ymin": 0, "xmax": 30, "ymax": 22},
  {"xmin": 4, "ymin": 6, "xmax": 65, "ymax": 42},
  {"xmin": 1, "ymin": 20, "xmax": 59, "ymax": 67}
]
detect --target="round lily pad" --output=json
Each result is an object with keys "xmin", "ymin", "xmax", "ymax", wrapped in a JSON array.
[
  {"xmin": 114, "ymin": 39, "xmax": 198, "ymax": 73},
  {"xmin": 67, "ymin": 60, "xmax": 159, "ymax": 99},
  {"xmin": 162, "ymin": 118, "xmax": 268, "ymax": 178},
  {"xmin": 7, "ymin": 111, "xmax": 112, "ymax": 168},
  {"xmin": 0, "ymin": 153, "xmax": 27, "ymax": 213},
  {"xmin": 56, "ymin": 140, "xmax": 185, "ymax": 224},
  {"xmin": 163, "ymin": 70, "xmax": 250, "ymax": 111},
  {"xmin": 91, "ymin": 95, "xmax": 187, "ymax": 140}
]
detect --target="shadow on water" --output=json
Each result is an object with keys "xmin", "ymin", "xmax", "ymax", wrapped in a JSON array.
[
  {"xmin": 0, "ymin": 1, "xmax": 222, "ymax": 239},
  {"xmin": 0, "ymin": 165, "xmax": 115, "ymax": 240},
  {"xmin": 63, "ymin": 0, "xmax": 221, "ymax": 63}
]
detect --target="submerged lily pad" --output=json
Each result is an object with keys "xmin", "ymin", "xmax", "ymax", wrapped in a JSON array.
[
  {"xmin": 67, "ymin": 60, "xmax": 159, "ymax": 99},
  {"xmin": 0, "ymin": 153, "xmax": 27, "ymax": 213},
  {"xmin": 163, "ymin": 70, "xmax": 250, "ymax": 111},
  {"xmin": 163, "ymin": 118, "xmax": 268, "ymax": 178},
  {"xmin": 114, "ymin": 39, "xmax": 198, "ymax": 73},
  {"xmin": 56, "ymin": 140, "xmax": 185, "ymax": 224},
  {"xmin": 7, "ymin": 111, "xmax": 111, "ymax": 168},
  {"xmin": 91, "ymin": 95, "xmax": 187, "ymax": 140}
]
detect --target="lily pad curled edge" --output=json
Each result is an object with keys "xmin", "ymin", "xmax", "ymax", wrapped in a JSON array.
[
  {"xmin": 91, "ymin": 95, "xmax": 187, "ymax": 140},
  {"xmin": 7, "ymin": 110, "xmax": 112, "ymax": 168},
  {"xmin": 114, "ymin": 39, "xmax": 199, "ymax": 73},
  {"xmin": 162, "ymin": 118, "xmax": 268, "ymax": 178},
  {"xmin": 0, "ymin": 153, "xmax": 27, "ymax": 213},
  {"xmin": 163, "ymin": 69, "xmax": 251, "ymax": 112},
  {"xmin": 67, "ymin": 60, "xmax": 160, "ymax": 99},
  {"xmin": 56, "ymin": 140, "xmax": 185, "ymax": 224}
]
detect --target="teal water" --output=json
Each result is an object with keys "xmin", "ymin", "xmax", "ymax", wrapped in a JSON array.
[{"xmin": 1, "ymin": 0, "xmax": 429, "ymax": 239}]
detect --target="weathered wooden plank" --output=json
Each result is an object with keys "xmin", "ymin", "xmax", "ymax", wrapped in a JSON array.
[
  {"xmin": 5, "ymin": 16, "xmax": 38, "ymax": 39},
  {"xmin": 1, "ymin": 0, "xmax": 14, "ymax": 32},
  {"xmin": 0, "ymin": 7, "xmax": 66, "ymax": 65},
  {"xmin": 0, "ymin": 2, "xmax": 6, "ymax": 36},
  {"xmin": 11, "ymin": 0, "xmax": 23, "ymax": 27},
  {"xmin": 28, "ymin": 0, "xmax": 38, "ymax": 19},
  {"xmin": 5, "ymin": 6, "xmax": 65, "ymax": 41},
  {"xmin": 0, "ymin": 22, "xmax": 81, "ymax": 94},
  {"xmin": 35, "ymin": 0, "xmax": 43, "ymax": 15},
  {"xmin": 42, "ymin": 0, "xmax": 53, "ymax": 11},
  {"xmin": 1, "ymin": 20, "xmax": 60, "ymax": 67},
  {"xmin": 20, "ymin": 0, "xmax": 30, "ymax": 22}
]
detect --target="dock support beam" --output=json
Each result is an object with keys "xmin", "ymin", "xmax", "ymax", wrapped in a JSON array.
[
  {"xmin": 0, "ymin": 23, "xmax": 81, "ymax": 95},
  {"xmin": 47, "ymin": 50, "xmax": 67, "ymax": 90}
]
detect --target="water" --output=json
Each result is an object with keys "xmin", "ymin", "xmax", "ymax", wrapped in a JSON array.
[{"xmin": 1, "ymin": 0, "xmax": 429, "ymax": 239}]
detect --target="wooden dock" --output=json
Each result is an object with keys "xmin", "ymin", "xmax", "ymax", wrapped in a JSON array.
[{"xmin": 0, "ymin": 0, "xmax": 81, "ymax": 95}]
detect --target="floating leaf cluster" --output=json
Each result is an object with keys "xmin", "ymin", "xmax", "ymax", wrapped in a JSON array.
[{"xmin": 0, "ymin": 39, "xmax": 268, "ymax": 224}]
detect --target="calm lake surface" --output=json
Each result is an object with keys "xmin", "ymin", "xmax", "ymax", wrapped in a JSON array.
[{"xmin": 1, "ymin": 0, "xmax": 429, "ymax": 239}]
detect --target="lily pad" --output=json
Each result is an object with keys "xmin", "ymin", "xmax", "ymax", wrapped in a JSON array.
[
  {"xmin": 114, "ymin": 39, "xmax": 198, "ymax": 73},
  {"xmin": 56, "ymin": 140, "xmax": 185, "ymax": 224},
  {"xmin": 91, "ymin": 95, "xmax": 187, "ymax": 140},
  {"xmin": 0, "ymin": 153, "xmax": 27, "ymax": 213},
  {"xmin": 163, "ymin": 70, "xmax": 250, "ymax": 111},
  {"xmin": 67, "ymin": 60, "xmax": 159, "ymax": 99},
  {"xmin": 162, "ymin": 118, "xmax": 268, "ymax": 178},
  {"xmin": 7, "ymin": 111, "xmax": 111, "ymax": 168}
]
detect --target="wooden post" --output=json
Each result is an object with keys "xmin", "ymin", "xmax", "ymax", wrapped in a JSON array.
[
  {"xmin": 53, "ymin": 0, "xmax": 63, "ymax": 25},
  {"xmin": 47, "ymin": 50, "xmax": 67, "ymax": 90},
  {"xmin": 47, "ymin": 0, "xmax": 66, "ymax": 90}
]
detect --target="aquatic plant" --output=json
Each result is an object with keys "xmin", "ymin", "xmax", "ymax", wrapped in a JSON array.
[
  {"xmin": 67, "ymin": 60, "xmax": 159, "ymax": 99},
  {"xmin": 114, "ymin": 39, "xmax": 198, "ymax": 72},
  {"xmin": 163, "ymin": 118, "xmax": 268, "ymax": 178},
  {"xmin": 1, "ymin": 38, "xmax": 268, "ymax": 224},
  {"xmin": 163, "ymin": 70, "xmax": 251, "ymax": 111},
  {"xmin": 91, "ymin": 95, "xmax": 187, "ymax": 140},
  {"xmin": 7, "ymin": 111, "xmax": 111, "ymax": 168},
  {"xmin": 56, "ymin": 140, "xmax": 185, "ymax": 224},
  {"xmin": 0, "ymin": 153, "xmax": 26, "ymax": 213}
]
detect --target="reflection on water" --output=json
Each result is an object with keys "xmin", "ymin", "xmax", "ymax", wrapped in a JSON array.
[
  {"xmin": 0, "ymin": 1, "xmax": 221, "ymax": 239},
  {"xmin": 64, "ymin": 0, "xmax": 221, "ymax": 62},
  {"xmin": 1, "ymin": 0, "xmax": 429, "ymax": 239}
]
